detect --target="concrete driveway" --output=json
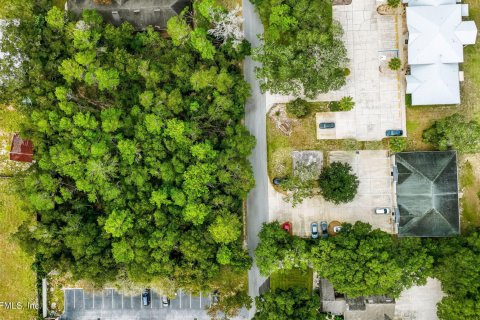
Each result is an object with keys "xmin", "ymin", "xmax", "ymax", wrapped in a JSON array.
[
  {"xmin": 268, "ymin": 150, "xmax": 396, "ymax": 236},
  {"xmin": 395, "ymin": 278, "xmax": 445, "ymax": 320},
  {"xmin": 266, "ymin": 0, "xmax": 406, "ymax": 141}
]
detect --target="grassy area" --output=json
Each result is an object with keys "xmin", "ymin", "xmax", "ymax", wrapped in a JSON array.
[
  {"xmin": 270, "ymin": 268, "xmax": 313, "ymax": 294},
  {"xmin": 404, "ymin": 0, "xmax": 480, "ymax": 228},
  {"xmin": 52, "ymin": 0, "xmax": 67, "ymax": 9},
  {"xmin": 267, "ymin": 103, "xmax": 387, "ymax": 179},
  {"xmin": 0, "ymin": 180, "xmax": 37, "ymax": 320},
  {"xmin": 459, "ymin": 157, "xmax": 480, "ymax": 230}
]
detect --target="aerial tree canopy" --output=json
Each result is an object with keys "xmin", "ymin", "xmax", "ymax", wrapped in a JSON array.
[
  {"xmin": 310, "ymin": 222, "xmax": 433, "ymax": 297},
  {"xmin": 251, "ymin": 0, "xmax": 348, "ymax": 98},
  {"xmin": 422, "ymin": 114, "xmax": 480, "ymax": 153},
  {"xmin": 253, "ymin": 288, "xmax": 338, "ymax": 320},
  {"xmin": 318, "ymin": 162, "xmax": 359, "ymax": 204},
  {"xmin": 434, "ymin": 231, "xmax": 480, "ymax": 320},
  {"xmin": 255, "ymin": 222, "xmax": 311, "ymax": 276},
  {"xmin": 2, "ymin": 6, "xmax": 255, "ymax": 290}
]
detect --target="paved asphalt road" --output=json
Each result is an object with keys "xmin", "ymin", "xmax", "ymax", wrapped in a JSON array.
[{"xmin": 243, "ymin": 0, "xmax": 269, "ymax": 318}]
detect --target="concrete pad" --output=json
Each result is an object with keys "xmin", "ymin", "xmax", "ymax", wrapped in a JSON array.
[
  {"xmin": 268, "ymin": 150, "xmax": 396, "ymax": 236},
  {"xmin": 292, "ymin": 151, "xmax": 323, "ymax": 176},
  {"xmin": 316, "ymin": 113, "xmax": 337, "ymax": 139},
  {"xmin": 395, "ymin": 278, "xmax": 445, "ymax": 320}
]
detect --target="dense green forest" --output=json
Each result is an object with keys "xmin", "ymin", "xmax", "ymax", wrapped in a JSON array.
[{"xmin": 0, "ymin": 2, "xmax": 255, "ymax": 296}]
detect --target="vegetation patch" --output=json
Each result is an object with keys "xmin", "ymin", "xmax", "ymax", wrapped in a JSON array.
[
  {"xmin": 270, "ymin": 268, "xmax": 313, "ymax": 294},
  {"xmin": 0, "ymin": 180, "xmax": 37, "ymax": 320},
  {"xmin": 266, "ymin": 105, "xmax": 387, "ymax": 179}
]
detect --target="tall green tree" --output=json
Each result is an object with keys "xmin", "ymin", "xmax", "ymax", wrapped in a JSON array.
[
  {"xmin": 255, "ymin": 222, "xmax": 311, "ymax": 276},
  {"xmin": 310, "ymin": 222, "xmax": 433, "ymax": 297},
  {"xmin": 4, "ymin": 7, "xmax": 254, "ymax": 291},
  {"xmin": 253, "ymin": 288, "xmax": 336, "ymax": 320},
  {"xmin": 252, "ymin": 0, "xmax": 347, "ymax": 98},
  {"xmin": 422, "ymin": 114, "xmax": 480, "ymax": 153},
  {"xmin": 434, "ymin": 231, "xmax": 480, "ymax": 320},
  {"xmin": 318, "ymin": 162, "xmax": 359, "ymax": 204}
]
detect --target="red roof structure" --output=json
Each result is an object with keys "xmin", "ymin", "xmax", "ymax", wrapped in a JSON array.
[{"xmin": 9, "ymin": 134, "xmax": 34, "ymax": 163}]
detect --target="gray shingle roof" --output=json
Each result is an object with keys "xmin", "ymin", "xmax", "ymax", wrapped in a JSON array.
[
  {"xmin": 395, "ymin": 151, "xmax": 459, "ymax": 237},
  {"xmin": 67, "ymin": 0, "xmax": 191, "ymax": 30}
]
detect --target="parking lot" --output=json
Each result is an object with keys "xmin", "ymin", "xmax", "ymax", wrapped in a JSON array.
[
  {"xmin": 61, "ymin": 288, "xmax": 217, "ymax": 320},
  {"xmin": 266, "ymin": 0, "xmax": 405, "ymax": 141},
  {"xmin": 268, "ymin": 150, "xmax": 396, "ymax": 235}
]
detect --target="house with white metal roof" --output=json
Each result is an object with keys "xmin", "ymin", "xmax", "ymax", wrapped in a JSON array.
[{"xmin": 405, "ymin": 1, "xmax": 477, "ymax": 106}]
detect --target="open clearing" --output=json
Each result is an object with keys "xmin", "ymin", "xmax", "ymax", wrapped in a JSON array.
[
  {"xmin": 270, "ymin": 268, "xmax": 313, "ymax": 294},
  {"xmin": 0, "ymin": 180, "xmax": 37, "ymax": 320}
]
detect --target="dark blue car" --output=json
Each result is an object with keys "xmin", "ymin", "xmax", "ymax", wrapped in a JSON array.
[{"xmin": 386, "ymin": 129, "xmax": 403, "ymax": 137}]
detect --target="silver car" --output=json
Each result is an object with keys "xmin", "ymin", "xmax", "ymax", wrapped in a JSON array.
[{"xmin": 311, "ymin": 222, "xmax": 319, "ymax": 239}]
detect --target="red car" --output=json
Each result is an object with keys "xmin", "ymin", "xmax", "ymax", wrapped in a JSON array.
[{"xmin": 281, "ymin": 222, "xmax": 292, "ymax": 235}]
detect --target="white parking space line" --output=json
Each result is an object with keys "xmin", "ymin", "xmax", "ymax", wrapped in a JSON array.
[
  {"xmin": 151, "ymin": 289, "xmax": 153, "ymax": 309},
  {"xmin": 93, "ymin": 290, "xmax": 95, "ymax": 309},
  {"xmin": 131, "ymin": 294, "xmax": 133, "ymax": 309},
  {"xmin": 111, "ymin": 289, "xmax": 113, "ymax": 309},
  {"xmin": 73, "ymin": 289, "xmax": 76, "ymax": 309},
  {"xmin": 122, "ymin": 291, "xmax": 124, "ymax": 309},
  {"xmin": 83, "ymin": 290, "xmax": 85, "ymax": 309},
  {"xmin": 102, "ymin": 290, "xmax": 104, "ymax": 309},
  {"xmin": 190, "ymin": 293, "xmax": 192, "ymax": 308},
  {"xmin": 179, "ymin": 289, "xmax": 182, "ymax": 309},
  {"xmin": 208, "ymin": 293, "xmax": 212, "ymax": 308},
  {"xmin": 200, "ymin": 292, "xmax": 202, "ymax": 308}
]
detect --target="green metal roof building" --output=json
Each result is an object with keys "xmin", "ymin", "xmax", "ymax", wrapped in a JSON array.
[{"xmin": 395, "ymin": 151, "xmax": 459, "ymax": 237}]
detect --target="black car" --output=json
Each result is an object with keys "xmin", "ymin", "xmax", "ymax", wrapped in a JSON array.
[
  {"xmin": 320, "ymin": 221, "xmax": 328, "ymax": 238},
  {"xmin": 142, "ymin": 289, "xmax": 151, "ymax": 306},
  {"xmin": 319, "ymin": 122, "xmax": 335, "ymax": 129}
]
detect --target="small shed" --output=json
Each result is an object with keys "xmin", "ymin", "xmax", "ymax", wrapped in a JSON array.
[{"xmin": 9, "ymin": 134, "xmax": 34, "ymax": 163}]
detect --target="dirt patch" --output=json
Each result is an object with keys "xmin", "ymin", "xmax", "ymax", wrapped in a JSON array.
[
  {"xmin": 333, "ymin": 0, "xmax": 352, "ymax": 5},
  {"xmin": 377, "ymin": 4, "xmax": 402, "ymax": 15},
  {"xmin": 268, "ymin": 104, "xmax": 296, "ymax": 136}
]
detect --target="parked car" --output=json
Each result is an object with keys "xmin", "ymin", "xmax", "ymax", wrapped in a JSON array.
[
  {"xmin": 386, "ymin": 129, "xmax": 403, "ymax": 136},
  {"xmin": 319, "ymin": 122, "xmax": 335, "ymax": 129},
  {"xmin": 212, "ymin": 290, "xmax": 220, "ymax": 305},
  {"xmin": 281, "ymin": 222, "xmax": 292, "ymax": 235},
  {"xmin": 272, "ymin": 177, "xmax": 284, "ymax": 186},
  {"xmin": 311, "ymin": 222, "xmax": 319, "ymax": 239},
  {"xmin": 320, "ymin": 221, "xmax": 328, "ymax": 238},
  {"xmin": 333, "ymin": 226, "xmax": 342, "ymax": 233},
  {"xmin": 142, "ymin": 289, "xmax": 151, "ymax": 306},
  {"xmin": 375, "ymin": 207, "xmax": 391, "ymax": 215},
  {"xmin": 161, "ymin": 296, "xmax": 170, "ymax": 307}
]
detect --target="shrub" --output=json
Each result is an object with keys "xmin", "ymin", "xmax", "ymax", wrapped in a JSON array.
[
  {"xmin": 286, "ymin": 98, "xmax": 309, "ymax": 118},
  {"xmin": 388, "ymin": 57, "xmax": 402, "ymax": 70},
  {"xmin": 422, "ymin": 114, "xmax": 480, "ymax": 153},
  {"xmin": 330, "ymin": 96, "xmax": 355, "ymax": 112},
  {"xmin": 319, "ymin": 162, "xmax": 359, "ymax": 204},
  {"xmin": 389, "ymin": 137, "xmax": 407, "ymax": 153},
  {"xmin": 387, "ymin": 0, "xmax": 401, "ymax": 7}
]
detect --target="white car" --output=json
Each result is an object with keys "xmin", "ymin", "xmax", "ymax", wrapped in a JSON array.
[{"xmin": 375, "ymin": 208, "xmax": 391, "ymax": 214}]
